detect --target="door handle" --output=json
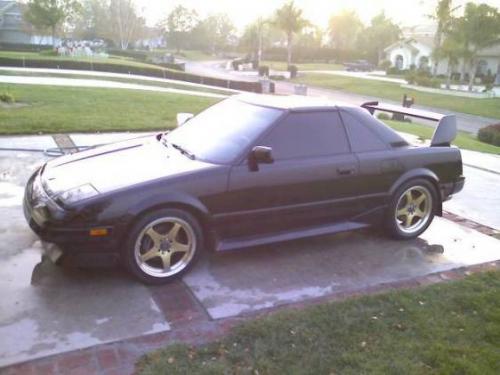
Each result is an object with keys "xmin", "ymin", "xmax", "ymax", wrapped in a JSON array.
[{"xmin": 337, "ymin": 167, "xmax": 356, "ymax": 175}]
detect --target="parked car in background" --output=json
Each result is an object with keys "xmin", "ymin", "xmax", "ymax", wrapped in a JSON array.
[
  {"xmin": 344, "ymin": 60, "xmax": 376, "ymax": 71},
  {"xmin": 23, "ymin": 95, "xmax": 464, "ymax": 284}
]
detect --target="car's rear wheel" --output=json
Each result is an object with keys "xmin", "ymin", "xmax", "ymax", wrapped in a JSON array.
[
  {"xmin": 387, "ymin": 179, "xmax": 436, "ymax": 239},
  {"xmin": 123, "ymin": 208, "xmax": 203, "ymax": 284}
]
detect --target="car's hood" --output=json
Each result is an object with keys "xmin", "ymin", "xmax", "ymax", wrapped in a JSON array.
[{"xmin": 41, "ymin": 135, "xmax": 215, "ymax": 197}]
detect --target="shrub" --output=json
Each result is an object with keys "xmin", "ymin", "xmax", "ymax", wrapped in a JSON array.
[
  {"xmin": 258, "ymin": 65, "xmax": 269, "ymax": 77},
  {"xmin": 387, "ymin": 66, "xmax": 404, "ymax": 75},
  {"xmin": 405, "ymin": 70, "xmax": 440, "ymax": 88},
  {"xmin": 379, "ymin": 59, "xmax": 391, "ymax": 70},
  {"xmin": 0, "ymin": 92, "xmax": 15, "ymax": 104},
  {"xmin": 288, "ymin": 64, "xmax": 298, "ymax": 78},
  {"xmin": 377, "ymin": 112, "xmax": 391, "ymax": 120},
  {"xmin": 478, "ymin": 123, "xmax": 500, "ymax": 146}
]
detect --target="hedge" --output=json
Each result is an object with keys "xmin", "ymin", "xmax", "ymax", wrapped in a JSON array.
[
  {"xmin": 262, "ymin": 46, "xmax": 367, "ymax": 64},
  {"xmin": 478, "ymin": 123, "xmax": 500, "ymax": 147},
  {"xmin": 0, "ymin": 43, "xmax": 52, "ymax": 52},
  {"xmin": 0, "ymin": 56, "xmax": 268, "ymax": 93}
]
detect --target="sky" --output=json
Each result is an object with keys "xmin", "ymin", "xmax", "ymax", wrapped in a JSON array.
[{"xmin": 137, "ymin": 0, "xmax": 500, "ymax": 30}]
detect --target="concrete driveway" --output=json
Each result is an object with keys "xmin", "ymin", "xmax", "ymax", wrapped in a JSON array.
[{"xmin": 1, "ymin": 135, "xmax": 499, "ymax": 370}]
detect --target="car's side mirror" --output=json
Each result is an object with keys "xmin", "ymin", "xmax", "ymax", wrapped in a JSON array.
[
  {"xmin": 248, "ymin": 146, "xmax": 274, "ymax": 171},
  {"xmin": 176, "ymin": 113, "xmax": 194, "ymax": 127}
]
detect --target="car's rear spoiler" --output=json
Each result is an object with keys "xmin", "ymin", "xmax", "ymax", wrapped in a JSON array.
[{"xmin": 361, "ymin": 101, "xmax": 457, "ymax": 147}]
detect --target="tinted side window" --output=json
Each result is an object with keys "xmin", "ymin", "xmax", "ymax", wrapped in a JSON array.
[
  {"xmin": 261, "ymin": 111, "xmax": 349, "ymax": 160},
  {"xmin": 340, "ymin": 111, "xmax": 388, "ymax": 152}
]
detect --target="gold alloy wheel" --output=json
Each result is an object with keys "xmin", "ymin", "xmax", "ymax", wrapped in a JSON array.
[
  {"xmin": 134, "ymin": 217, "xmax": 196, "ymax": 278},
  {"xmin": 395, "ymin": 185, "xmax": 433, "ymax": 234}
]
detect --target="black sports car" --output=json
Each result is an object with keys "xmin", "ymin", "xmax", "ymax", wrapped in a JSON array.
[
  {"xmin": 24, "ymin": 95, "xmax": 465, "ymax": 284},
  {"xmin": 344, "ymin": 60, "xmax": 375, "ymax": 72}
]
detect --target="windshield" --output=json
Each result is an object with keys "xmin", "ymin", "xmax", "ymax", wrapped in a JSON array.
[{"xmin": 165, "ymin": 99, "xmax": 283, "ymax": 164}]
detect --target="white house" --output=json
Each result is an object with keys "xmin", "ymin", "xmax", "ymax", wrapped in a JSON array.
[
  {"xmin": 0, "ymin": 1, "xmax": 54, "ymax": 45},
  {"xmin": 384, "ymin": 34, "xmax": 500, "ymax": 85}
]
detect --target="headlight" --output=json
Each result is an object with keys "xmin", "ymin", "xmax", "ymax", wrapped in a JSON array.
[{"xmin": 57, "ymin": 184, "xmax": 99, "ymax": 205}]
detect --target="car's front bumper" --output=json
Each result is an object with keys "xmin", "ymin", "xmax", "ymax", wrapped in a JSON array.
[{"xmin": 23, "ymin": 170, "xmax": 118, "ymax": 252}]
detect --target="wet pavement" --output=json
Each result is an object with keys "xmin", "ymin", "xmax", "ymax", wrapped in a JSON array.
[
  {"xmin": 0, "ymin": 135, "xmax": 499, "ymax": 369},
  {"xmin": 0, "ymin": 152, "xmax": 170, "ymax": 368},
  {"xmin": 185, "ymin": 218, "xmax": 499, "ymax": 319}
]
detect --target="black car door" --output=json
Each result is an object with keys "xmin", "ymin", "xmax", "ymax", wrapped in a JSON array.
[
  {"xmin": 339, "ymin": 108, "xmax": 404, "ymax": 219},
  {"xmin": 214, "ymin": 110, "xmax": 361, "ymax": 239}
]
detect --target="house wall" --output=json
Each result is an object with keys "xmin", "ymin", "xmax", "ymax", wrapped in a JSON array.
[
  {"xmin": 0, "ymin": 1, "xmax": 52, "ymax": 45},
  {"xmin": 386, "ymin": 42, "xmax": 500, "ymax": 79},
  {"xmin": 387, "ymin": 46, "xmax": 414, "ymax": 70}
]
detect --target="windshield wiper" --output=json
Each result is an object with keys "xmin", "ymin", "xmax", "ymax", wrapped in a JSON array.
[{"xmin": 171, "ymin": 143, "xmax": 196, "ymax": 160}]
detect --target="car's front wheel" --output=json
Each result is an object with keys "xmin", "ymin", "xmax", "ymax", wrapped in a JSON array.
[
  {"xmin": 387, "ymin": 179, "xmax": 437, "ymax": 239},
  {"xmin": 123, "ymin": 208, "xmax": 203, "ymax": 284}
]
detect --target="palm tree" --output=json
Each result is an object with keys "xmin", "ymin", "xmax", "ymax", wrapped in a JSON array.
[
  {"xmin": 273, "ymin": 1, "xmax": 309, "ymax": 66},
  {"xmin": 430, "ymin": 0, "xmax": 455, "ymax": 77}
]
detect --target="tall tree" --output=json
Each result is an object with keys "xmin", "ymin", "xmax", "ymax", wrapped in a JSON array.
[
  {"xmin": 430, "ymin": 0, "xmax": 456, "ymax": 76},
  {"xmin": 439, "ymin": 18, "xmax": 464, "ymax": 89},
  {"xmin": 192, "ymin": 14, "xmax": 236, "ymax": 53},
  {"xmin": 240, "ymin": 17, "xmax": 271, "ymax": 64},
  {"xmin": 296, "ymin": 25, "xmax": 324, "ymax": 49},
  {"xmin": 161, "ymin": 5, "xmax": 198, "ymax": 53},
  {"xmin": 273, "ymin": 0, "xmax": 309, "ymax": 65},
  {"xmin": 357, "ymin": 12, "xmax": 400, "ymax": 64},
  {"xmin": 109, "ymin": 0, "xmax": 145, "ymax": 50},
  {"xmin": 72, "ymin": 0, "xmax": 109, "ymax": 40},
  {"xmin": 328, "ymin": 10, "xmax": 363, "ymax": 51},
  {"xmin": 459, "ymin": 3, "xmax": 500, "ymax": 91},
  {"xmin": 24, "ymin": 0, "xmax": 81, "ymax": 46}
]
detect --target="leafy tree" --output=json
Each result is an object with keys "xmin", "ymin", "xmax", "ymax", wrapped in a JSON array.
[
  {"xmin": 296, "ymin": 25, "xmax": 324, "ymax": 49},
  {"xmin": 328, "ymin": 10, "xmax": 363, "ymax": 51},
  {"xmin": 191, "ymin": 14, "xmax": 236, "ymax": 53},
  {"xmin": 458, "ymin": 3, "xmax": 500, "ymax": 90},
  {"xmin": 161, "ymin": 5, "xmax": 198, "ymax": 53},
  {"xmin": 440, "ymin": 18, "xmax": 464, "ymax": 88},
  {"xmin": 430, "ymin": 0, "xmax": 458, "ymax": 76},
  {"xmin": 357, "ymin": 12, "xmax": 400, "ymax": 64},
  {"xmin": 240, "ymin": 18, "xmax": 271, "ymax": 64},
  {"xmin": 72, "ymin": 0, "xmax": 109, "ymax": 40},
  {"xmin": 109, "ymin": 0, "xmax": 145, "ymax": 50},
  {"xmin": 272, "ymin": 0, "xmax": 309, "ymax": 65},
  {"xmin": 24, "ymin": 0, "xmax": 81, "ymax": 46}
]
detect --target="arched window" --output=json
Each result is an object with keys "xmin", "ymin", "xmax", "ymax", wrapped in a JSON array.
[
  {"xmin": 419, "ymin": 56, "xmax": 429, "ymax": 70},
  {"xmin": 395, "ymin": 55, "xmax": 404, "ymax": 70},
  {"xmin": 476, "ymin": 60, "xmax": 488, "ymax": 76}
]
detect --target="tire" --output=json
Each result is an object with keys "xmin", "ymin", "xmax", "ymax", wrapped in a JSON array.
[
  {"xmin": 386, "ymin": 179, "xmax": 437, "ymax": 240},
  {"xmin": 123, "ymin": 208, "xmax": 203, "ymax": 284}
]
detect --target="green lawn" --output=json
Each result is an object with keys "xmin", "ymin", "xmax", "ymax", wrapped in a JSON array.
[
  {"xmin": 0, "ymin": 50, "xmax": 168, "ymax": 70},
  {"xmin": 138, "ymin": 270, "xmax": 500, "ymax": 375},
  {"xmin": 0, "ymin": 84, "xmax": 218, "ymax": 134},
  {"xmin": 294, "ymin": 73, "xmax": 500, "ymax": 119},
  {"xmin": 261, "ymin": 60, "xmax": 344, "ymax": 71},
  {"xmin": 385, "ymin": 120, "xmax": 500, "ymax": 154}
]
